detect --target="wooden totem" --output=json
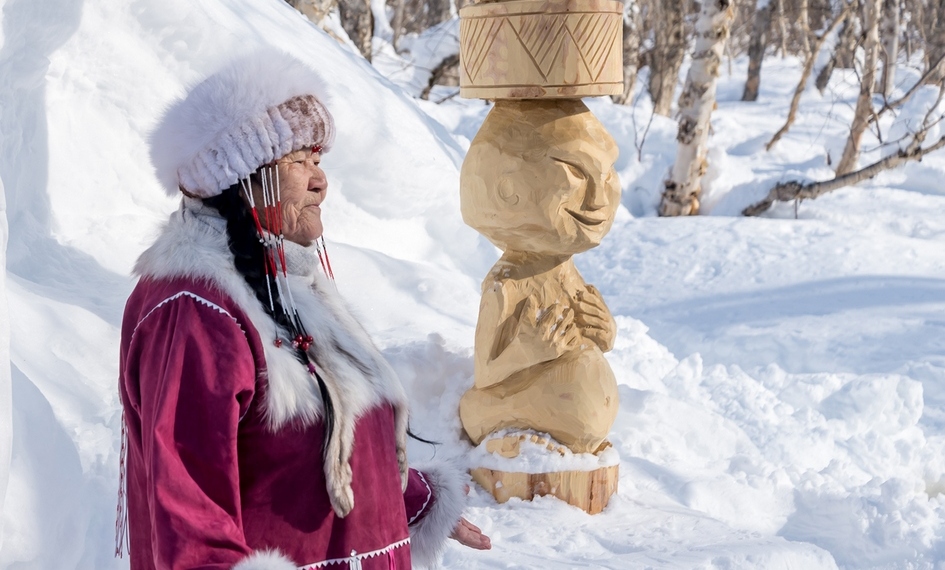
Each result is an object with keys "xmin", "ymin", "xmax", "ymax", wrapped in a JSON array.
[{"xmin": 458, "ymin": 0, "xmax": 623, "ymax": 514}]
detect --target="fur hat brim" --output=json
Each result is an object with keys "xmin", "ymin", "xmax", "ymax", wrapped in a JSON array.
[{"xmin": 149, "ymin": 50, "xmax": 335, "ymax": 197}]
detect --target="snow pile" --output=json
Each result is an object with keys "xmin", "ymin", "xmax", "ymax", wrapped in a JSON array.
[
  {"xmin": 2, "ymin": 1, "xmax": 945, "ymax": 568},
  {"xmin": 467, "ymin": 432, "xmax": 621, "ymax": 474}
]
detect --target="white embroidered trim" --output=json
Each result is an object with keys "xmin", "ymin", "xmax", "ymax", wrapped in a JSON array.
[
  {"xmin": 407, "ymin": 471, "xmax": 433, "ymax": 525},
  {"xmin": 300, "ymin": 537, "xmax": 410, "ymax": 568},
  {"xmin": 132, "ymin": 290, "xmax": 245, "ymax": 339}
]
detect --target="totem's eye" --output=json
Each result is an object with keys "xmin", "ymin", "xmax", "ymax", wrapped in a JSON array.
[
  {"xmin": 553, "ymin": 157, "xmax": 588, "ymax": 181},
  {"xmin": 565, "ymin": 163, "xmax": 586, "ymax": 180}
]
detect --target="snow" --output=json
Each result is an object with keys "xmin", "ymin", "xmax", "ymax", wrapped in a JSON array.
[
  {"xmin": 0, "ymin": 166, "xmax": 10, "ymax": 554},
  {"xmin": 2, "ymin": 0, "xmax": 945, "ymax": 568},
  {"xmin": 468, "ymin": 432, "xmax": 621, "ymax": 474}
]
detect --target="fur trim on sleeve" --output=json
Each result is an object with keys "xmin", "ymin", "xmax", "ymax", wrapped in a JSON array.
[
  {"xmin": 408, "ymin": 462, "xmax": 468, "ymax": 569},
  {"xmin": 232, "ymin": 549, "xmax": 297, "ymax": 570}
]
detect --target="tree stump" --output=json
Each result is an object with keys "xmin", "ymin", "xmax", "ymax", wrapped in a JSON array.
[{"xmin": 471, "ymin": 465, "xmax": 619, "ymax": 515}]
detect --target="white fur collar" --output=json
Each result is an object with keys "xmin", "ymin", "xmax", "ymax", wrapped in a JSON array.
[
  {"xmin": 135, "ymin": 197, "xmax": 408, "ymax": 427},
  {"xmin": 135, "ymin": 198, "xmax": 410, "ymax": 516}
]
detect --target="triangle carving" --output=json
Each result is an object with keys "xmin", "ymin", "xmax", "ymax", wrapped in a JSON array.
[
  {"xmin": 565, "ymin": 13, "xmax": 621, "ymax": 82},
  {"xmin": 506, "ymin": 14, "xmax": 569, "ymax": 80},
  {"xmin": 462, "ymin": 16, "xmax": 509, "ymax": 82}
]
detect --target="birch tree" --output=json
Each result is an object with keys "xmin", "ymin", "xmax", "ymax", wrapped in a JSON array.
[
  {"xmin": 836, "ymin": 0, "xmax": 881, "ymax": 175},
  {"xmin": 925, "ymin": 0, "xmax": 945, "ymax": 84},
  {"xmin": 660, "ymin": 0, "xmax": 736, "ymax": 216},
  {"xmin": 646, "ymin": 0, "xmax": 687, "ymax": 116},
  {"xmin": 798, "ymin": 0, "xmax": 812, "ymax": 56},
  {"xmin": 612, "ymin": 0, "xmax": 641, "ymax": 105},
  {"xmin": 745, "ymin": 82, "xmax": 945, "ymax": 215},
  {"xmin": 743, "ymin": 0, "xmax": 773, "ymax": 101},
  {"xmin": 816, "ymin": 4, "xmax": 859, "ymax": 91},
  {"xmin": 775, "ymin": 0, "xmax": 790, "ymax": 55},
  {"xmin": 877, "ymin": 0, "xmax": 900, "ymax": 97},
  {"xmin": 338, "ymin": 0, "xmax": 374, "ymax": 61},
  {"xmin": 766, "ymin": 4, "xmax": 851, "ymax": 148}
]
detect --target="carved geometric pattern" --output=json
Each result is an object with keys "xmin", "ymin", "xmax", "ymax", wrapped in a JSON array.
[
  {"xmin": 459, "ymin": 0, "xmax": 623, "ymax": 98},
  {"xmin": 461, "ymin": 16, "xmax": 509, "ymax": 84},
  {"xmin": 567, "ymin": 13, "xmax": 622, "ymax": 82},
  {"xmin": 507, "ymin": 14, "xmax": 567, "ymax": 81}
]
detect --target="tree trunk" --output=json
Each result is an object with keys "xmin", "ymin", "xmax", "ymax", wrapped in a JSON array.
[
  {"xmin": 420, "ymin": 54, "xmax": 460, "ymax": 100},
  {"xmin": 835, "ymin": 5, "xmax": 859, "ymax": 68},
  {"xmin": 908, "ymin": 0, "xmax": 926, "ymax": 71},
  {"xmin": 613, "ymin": 0, "xmax": 641, "ymax": 105},
  {"xmin": 877, "ymin": 0, "xmax": 900, "ymax": 96},
  {"xmin": 392, "ymin": 0, "xmax": 405, "ymax": 51},
  {"xmin": 660, "ymin": 0, "xmax": 735, "ymax": 216},
  {"xmin": 743, "ymin": 0, "xmax": 773, "ymax": 101},
  {"xmin": 766, "ymin": 5, "xmax": 850, "ymax": 149},
  {"xmin": 925, "ymin": 0, "xmax": 945, "ymax": 84},
  {"xmin": 338, "ymin": 0, "xmax": 374, "ymax": 61},
  {"xmin": 647, "ymin": 1, "xmax": 687, "ymax": 116},
  {"xmin": 775, "ymin": 0, "xmax": 789, "ymax": 55},
  {"xmin": 816, "ymin": 7, "xmax": 859, "ymax": 92},
  {"xmin": 798, "ymin": 0, "xmax": 812, "ymax": 56},
  {"xmin": 836, "ymin": 0, "xmax": 881, "ymax": 175}
]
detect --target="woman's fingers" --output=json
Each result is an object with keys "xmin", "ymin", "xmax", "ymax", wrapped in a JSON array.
[{"xmin": 450, "ymin": 517, "xmax": 492, "ymax": 550}]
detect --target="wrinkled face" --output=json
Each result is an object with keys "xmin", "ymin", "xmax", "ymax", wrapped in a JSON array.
[
  {"xmin": 250, "ymin": 148, "xmax": 328, "ymax": 245},
  {"xmin": 461, "ymin": 100, "xmax": 620, "ymax": 255}
]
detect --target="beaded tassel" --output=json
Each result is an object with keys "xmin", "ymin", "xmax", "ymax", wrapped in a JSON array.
[
  {"xmin": 243, "ymin": 166, "xmax": 320, "ymax": 355},
  {"xmin": 114, "ymin": 412, "xmax": 130, "ymax": 557}
]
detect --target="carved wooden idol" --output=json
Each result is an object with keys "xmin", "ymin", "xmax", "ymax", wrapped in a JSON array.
[{"xmin": 458, "ymin": 0, "xmax": 623, "ymax": 514}]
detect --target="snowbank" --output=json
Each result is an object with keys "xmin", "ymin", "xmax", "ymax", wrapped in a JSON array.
[{"xmin": 0, "ymin": 172, "xmax": 10, "ymax": 555}]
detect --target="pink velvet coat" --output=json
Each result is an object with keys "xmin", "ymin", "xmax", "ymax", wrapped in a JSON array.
[{"xmin": 118, "ymin": 200, "xmax": 464, "ymax": 570}]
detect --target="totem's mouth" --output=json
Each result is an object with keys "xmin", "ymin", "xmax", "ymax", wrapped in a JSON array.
[{"xmin": 566, "ymin": 209, "xmax": 605, "ymax": 226}]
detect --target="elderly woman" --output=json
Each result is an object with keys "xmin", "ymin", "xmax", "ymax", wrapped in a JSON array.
[{"xmin": 117, "ymin": 52, "xmax": 489, "ymax": 569}]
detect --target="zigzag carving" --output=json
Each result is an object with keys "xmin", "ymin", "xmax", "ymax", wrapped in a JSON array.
[
  {"xmin": 461, "ymin": 16, "xmax": 508, "ymax": 81},
  {"xmin": 508, "ymin": 14, "xmax": 566, "ymax": 80},
  {"xmin": 566, "ymin": 13, "xmax": 621, "ymax": 81},
  {"xmin": 461, "ymin": 10, "xmax": 620, "ymax": 85}
]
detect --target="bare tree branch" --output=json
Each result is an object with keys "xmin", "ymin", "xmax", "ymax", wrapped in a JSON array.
[
  {"xmin": 765, "ymin": 2, "xmax": 851, "ymax": 151},
  {"xmin": 877, "ymin": 52, "xmax": 945, "ymax": 114},
  {"xmin": 744, "ymin": 129, "xmax": 945, "ymax": 216}
]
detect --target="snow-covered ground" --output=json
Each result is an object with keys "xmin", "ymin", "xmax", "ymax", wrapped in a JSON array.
[{"xmin": 2, "ymin": 0, "xmax": 945, "ymax": 568}]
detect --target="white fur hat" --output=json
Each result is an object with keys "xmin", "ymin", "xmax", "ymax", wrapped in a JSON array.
[{"xmin": 150, "ymin": 51, "xmax": 335, "ymax": 197}]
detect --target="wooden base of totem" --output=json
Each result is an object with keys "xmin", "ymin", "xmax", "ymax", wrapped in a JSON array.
[{"xmin": 470, "ymin": 465, "xmax": 618, "ymax": 515}]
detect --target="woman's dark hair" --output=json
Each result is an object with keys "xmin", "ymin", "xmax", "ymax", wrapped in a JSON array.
[
  {"xmin": 203, "ymin": 183, "xmax": 335, "ymax": 453},
  {"xmin": 204, "ymin": 181, "xmax": 438, "ymax": 448}
]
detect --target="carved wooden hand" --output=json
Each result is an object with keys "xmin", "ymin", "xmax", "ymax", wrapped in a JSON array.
[
  {"xmin": 571, "ymin": 284, "xmax": 616, "ymax": 352},
  {"xmin": 518, "ymin": 296, "xmax": 583, "ymax": 362}
]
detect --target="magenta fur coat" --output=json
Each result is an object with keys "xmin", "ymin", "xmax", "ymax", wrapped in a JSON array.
[{"xmin": 118, "ymin": 198, "xmax": 465, "ymax": 569}]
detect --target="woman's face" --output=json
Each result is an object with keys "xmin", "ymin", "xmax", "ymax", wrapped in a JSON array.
[{"xmin": 251, "ymin": 148, "xmax": 328, "ymax": 245}]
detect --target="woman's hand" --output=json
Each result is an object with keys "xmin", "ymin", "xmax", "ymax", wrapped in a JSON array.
[{"xmin": 450, "ymin": 517, "xmax": 492, "ymax": 550}]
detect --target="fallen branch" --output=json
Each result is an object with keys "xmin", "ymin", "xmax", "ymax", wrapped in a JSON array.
[
  {"xmin": 743, "ymin": 135, "xmax": 945, "ymax": 216},
  {"xmin": 766, "ymin": 3, "xmax": 851, "ymax": 151}
]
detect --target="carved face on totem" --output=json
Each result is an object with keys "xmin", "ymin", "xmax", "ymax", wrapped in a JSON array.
[{"xmin": 460, "ymin": 99, "xmax": 620, "ymax": 256}]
